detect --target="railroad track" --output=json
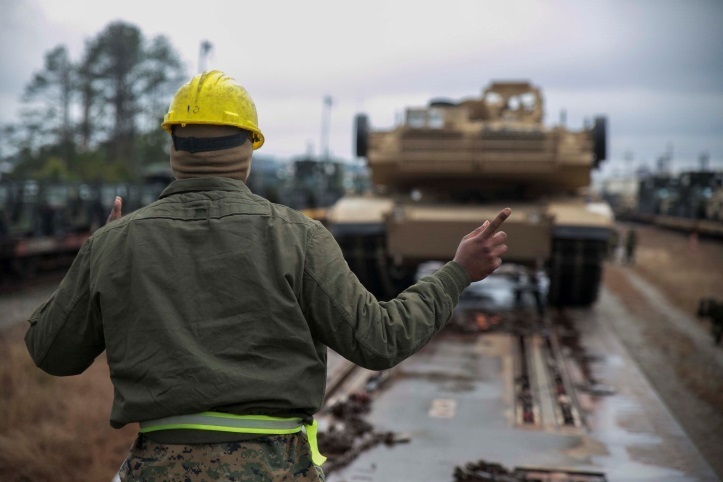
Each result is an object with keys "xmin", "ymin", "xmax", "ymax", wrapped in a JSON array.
[
  {"xmin": 324, "ymin": 353, "xmax": 361, "ymax": 402},
  {"xmin": 513, "ymin": 316, "xmax": 585, "ymax": 431}
]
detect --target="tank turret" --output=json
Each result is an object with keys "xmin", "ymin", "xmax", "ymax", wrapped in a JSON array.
[{"xmin": 358, "ymin": 81, "xmax": 606, "ymax": 195}]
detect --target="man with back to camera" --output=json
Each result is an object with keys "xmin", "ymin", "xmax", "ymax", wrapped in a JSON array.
[{"xmin": 25, "ymin": 70, "xmax": 511, "ymax": 481}]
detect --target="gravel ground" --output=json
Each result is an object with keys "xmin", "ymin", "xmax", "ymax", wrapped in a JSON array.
[
  {"xmin": 0, "ymin": 279, "xmax": 58, "ymax": 331},
  {"xmin": 603, "ymin": 222, "xmax": 723, "ymax": 479}
]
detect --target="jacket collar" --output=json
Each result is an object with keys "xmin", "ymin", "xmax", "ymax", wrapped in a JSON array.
[{"xmin": 159, "ymin": 177, "xmax": 251, "ymax": 199}]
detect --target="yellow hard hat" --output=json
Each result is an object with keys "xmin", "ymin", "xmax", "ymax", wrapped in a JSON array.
[{"xmin": 162, "ymin": 70, "xmax": 265, "ymax": 150}]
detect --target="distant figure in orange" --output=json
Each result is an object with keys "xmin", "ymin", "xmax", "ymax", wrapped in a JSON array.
[{"xmin": 688, "ymin": 228, "xmax": 699, "ymax": 254}]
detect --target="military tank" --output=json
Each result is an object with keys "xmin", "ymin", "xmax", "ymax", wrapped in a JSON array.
[{"xmin": 326, "ymin": 81, "xmax": 612, "ymax": 306}]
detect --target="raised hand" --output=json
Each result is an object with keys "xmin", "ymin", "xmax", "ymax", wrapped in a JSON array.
[
  {"xmin": 106, "ymin": 196, "xmax": 123, "ymax": 224},
  {"xmin": 452, "ymin": 207, "xmax": 511, "ymax": 282}
]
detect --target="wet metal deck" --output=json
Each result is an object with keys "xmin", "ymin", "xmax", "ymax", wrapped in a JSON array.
[{"xmin": 326, "ymin": 287, "xmax": 718, "ymax": 482}]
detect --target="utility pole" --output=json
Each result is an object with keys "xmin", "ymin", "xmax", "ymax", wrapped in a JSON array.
[
  {"xmin": 624, "ymin": 151, "xmax": 634, "ymax": 178},
  {"xmin": 199, "ymin": 40, "xmax": 213, "ymax": 73},
  {"xmin": 320, "ymin": 95, "xmax": 333, "ymax": 161},
  {"xmin": 699, "ymin": 150, "xmax": 710, "ymax": 171}
]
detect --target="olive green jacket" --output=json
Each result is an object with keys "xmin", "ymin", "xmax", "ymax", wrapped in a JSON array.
[{"xmin": 25, "ymin": 177, "xmax": 470, "ymax": 430}]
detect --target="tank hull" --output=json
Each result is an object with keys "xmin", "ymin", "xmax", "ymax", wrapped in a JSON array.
[{"xmin": 385, "ymin": 203, "xmax": 552, "ymax": 264}]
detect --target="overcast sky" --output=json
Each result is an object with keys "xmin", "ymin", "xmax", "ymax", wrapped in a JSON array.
[{"xmin": 1, "ymin": 0, "xmax": 722, "ymax": 179}]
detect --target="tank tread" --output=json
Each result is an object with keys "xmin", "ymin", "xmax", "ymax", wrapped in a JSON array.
[
  {"xmin": 335, "ymin": 232, "xmax": 416, "ymax": 301},
  {"xmin": 547, "ymin": 237, "xmax": 607, "ymax": 307}
]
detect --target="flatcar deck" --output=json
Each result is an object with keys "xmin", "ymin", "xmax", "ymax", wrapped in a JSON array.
[{"xmin": 321, "ymin": 283, "xmax": 718, "ymax": 482}]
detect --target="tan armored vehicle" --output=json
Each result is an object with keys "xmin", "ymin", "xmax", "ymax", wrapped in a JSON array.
[{"xmin": 326, "ymin": 81, "xmax": 612, "ymax": 306}]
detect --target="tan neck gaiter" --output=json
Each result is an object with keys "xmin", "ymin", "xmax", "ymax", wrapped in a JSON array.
[{"xmin": 169, "ymin": 125, "xmax": 253, "ymax": 181}]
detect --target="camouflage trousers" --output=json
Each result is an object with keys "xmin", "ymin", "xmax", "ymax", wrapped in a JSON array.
[{"xmin": 118, "ymin": 433, "xmax": 326, "ymax": 482}]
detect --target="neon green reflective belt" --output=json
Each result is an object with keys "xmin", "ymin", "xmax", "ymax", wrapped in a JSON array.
[{"xmin": 139, "ymin": 412, "xmax": 326, "ymax": 466}]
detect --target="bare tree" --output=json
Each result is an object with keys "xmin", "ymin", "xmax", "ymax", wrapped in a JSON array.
[
  {"xmin": 21, "ymin": 45, "xmax": 76, "ymax": 170},
  {"xmin": 79, "ymin": 21, "xmax": 185, "ymax": 177}
]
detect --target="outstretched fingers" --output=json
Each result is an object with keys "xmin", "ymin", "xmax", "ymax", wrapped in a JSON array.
[
  {"xmin": 463, "ymin": 220, "xmax": 490, "ymax": 240},
  {"xmin": 491, "ymin": 241, "xmax": 509, "ymax": 257},
  {"xmin": 477, "ymin": 207, "xmax": 511, "ymax": 241}
]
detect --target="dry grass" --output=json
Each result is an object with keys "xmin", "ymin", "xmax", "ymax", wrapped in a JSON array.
[
  {"xmin": 631, "ymin": 224, "xmax": 723, "ymax": 316},
  {"xmin": 0, "ymin": 324, "xmax": 136, "ymax": 482}
]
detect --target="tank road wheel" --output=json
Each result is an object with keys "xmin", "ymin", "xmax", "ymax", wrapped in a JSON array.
[
  {"xmin": 547, "ymin": 238, "xmax": 607, "ymax": 307},
  {"xmin": 336, "ymin": 232, "xmax": 415, "ymax": 301},
  {"xmin": 339, "ymin": 233, "xmax": 387, "ymax": 299}
]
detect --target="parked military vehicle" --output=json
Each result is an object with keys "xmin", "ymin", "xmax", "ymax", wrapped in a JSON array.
[
  {"xmin": 0, "ymin": 178, "xmax": 170, "ymax": 280},
  {"xmin": 633, "ymin": 170, "xmax": 723, "ymax": 237},
  {"xmin": 326, "ymin": 81, "xmax": 612, "ymax": 306}
]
